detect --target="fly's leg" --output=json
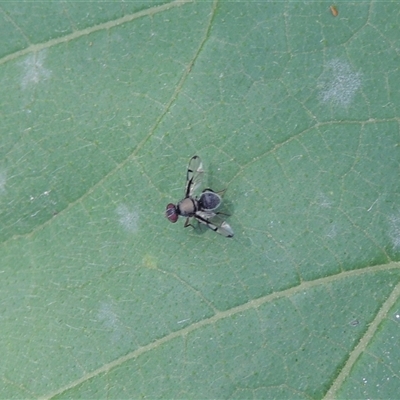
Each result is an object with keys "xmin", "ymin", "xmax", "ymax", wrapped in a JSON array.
[
  {"xmin": 184, "ymin": 218, "xmax": 196, "ymax": 229},
  {"xmin": 202, "ymin": 188, "xmax": 226, "ymax": 196},
  {"xmin": 215, "ymin": 211, "xmax": 230, "ymax": 217}
]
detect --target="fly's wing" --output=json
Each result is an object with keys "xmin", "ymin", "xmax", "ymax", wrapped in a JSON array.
[
  {"xmin": 195, "ymin": 211, "xmax": 234, "ymax": 238},
  {"xmin": 185, "ymin": 155, "xmax": 204, "ymax": 197}
]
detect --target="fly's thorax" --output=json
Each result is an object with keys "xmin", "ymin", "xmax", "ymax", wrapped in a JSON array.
[
  {"xmin": 177, "ymin": 197, "xmax": 198, "ymax": 217},
  {"xmin": 198, "ymin": 190, "xmax": 221, "ymax": 211}
]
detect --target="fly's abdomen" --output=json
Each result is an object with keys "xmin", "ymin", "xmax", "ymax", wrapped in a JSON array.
[{"xmin": 198, "ymin": 190, "xmax": 221, "ymax": 211}]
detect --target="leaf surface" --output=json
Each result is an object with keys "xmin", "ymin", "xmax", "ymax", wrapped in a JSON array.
[{"xmin": 1, "ymin": 1, "xmax": 400, "ymax": 398}]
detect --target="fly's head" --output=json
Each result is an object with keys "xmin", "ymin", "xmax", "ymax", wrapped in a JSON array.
[{"xmin": 165, "ymin": 203, "xmax": 179, "ymax": 223}]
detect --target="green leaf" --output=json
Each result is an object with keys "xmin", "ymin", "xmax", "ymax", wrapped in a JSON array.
[{"xmin": 1, "ymin": 1, "xmax": 400, "ymax": 398}]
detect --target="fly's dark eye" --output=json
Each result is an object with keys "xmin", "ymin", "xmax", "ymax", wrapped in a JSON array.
[{"xmin": 165, "ymin": 203, "xmax": 178, "ymax": 223}]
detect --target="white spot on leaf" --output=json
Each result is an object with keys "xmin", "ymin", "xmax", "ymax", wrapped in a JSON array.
[
  {"xmin": 318, "ymin": 59, "xmax": 361, "ymax": 107},
  {"xmin": 326, "ymin": 223, "xmax": 338, "ymax": 239},
  {"xmin": 389, "ymin": 213, "xmax": 400, "ymax": 249},
  {"xmin": 0, "ymin": 171, "xmax": 6, "ymax": 194},
  {"xmin": 20, "ymin": 50, "xmax": 51, "ymax": 90},
  {"xmin": 116, "ymin": 204, "xmax": 139, "ymax": 233},
  {"xmin": 98, "ymin": 302, "xmax": 123, "ymax": 344},
  {"xmin": 316, "ymin": 192, "xmax": 333, "ymax": 208}
]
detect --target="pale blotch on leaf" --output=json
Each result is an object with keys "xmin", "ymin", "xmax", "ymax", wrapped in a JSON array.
[
  {"xmin": 318, "ymin": 59, "xmax": 362, "ymax": 107},
  {"xmin": 98, "ymin": 302, "xmax": 123, "ymax": 344},
  {"xmin": 143, "ymin": 254, "xmax": 158, "ymax": 269},
  {"xmin": 0, "ymin": 171, "xmax": 6, "ymax": 194},
  {"xmin": 389, "ymin": 213, "xmax": 400, "ymax": 249},
  {"xmin": 316, "ymin": 192, "xmax": 333, "ymax": 208},
  {"xmin": 116, "ymin": 204, "xmax": 139, "ymax": 233},
  {"xmin": 20, "ymin": 50, "xmax": 52, "ymax": 90},
  {"xmin": 326, "ymin": 223, "xmax": 338, "ymax": 239}
]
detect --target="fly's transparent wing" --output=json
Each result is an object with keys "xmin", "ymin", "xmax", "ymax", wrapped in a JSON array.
[
  {"xmin": 195, "ymin": 211, "xmax": 234, "ymax": 238},
  {"xmin": 185, "ymin": 155, "xmax": 204, "ymax": 197}
]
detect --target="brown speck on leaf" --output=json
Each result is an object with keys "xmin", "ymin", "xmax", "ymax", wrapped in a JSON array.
[{"xmin": 330, "ymin": 5, "xmax": 339, "ymax": 17}]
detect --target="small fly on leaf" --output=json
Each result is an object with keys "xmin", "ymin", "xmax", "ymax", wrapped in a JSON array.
[{"xmin": 165, "ymin": 156, "xmax": 234, "ymax": 237}]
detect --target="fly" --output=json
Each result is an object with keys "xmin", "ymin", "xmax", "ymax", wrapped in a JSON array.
[{"xmin": 165, "ymin": 156, "xmax": 234, "ymax": 237}]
